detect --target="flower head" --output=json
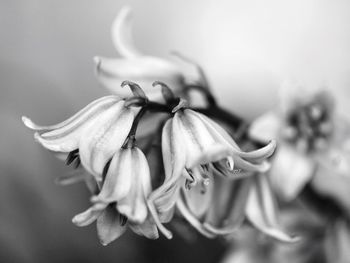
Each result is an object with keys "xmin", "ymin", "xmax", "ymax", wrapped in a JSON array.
[
  {"xmin": 148, "ymin": 101, "xmax": 277, "ymax": 238},
  {"xmin": 22, "ymin": 95, "xmax": 135, "ymax": 181},
  {"xmin": 94, "ymin": 7, "xmax": 187, "ymax": 102},
  {"xmin": 72, "ymin": 146, "xmax": 158, "ymax": 245},
  {"xmin": 177, "ymin": 173, "xmax": 298, "ymax": 243}
]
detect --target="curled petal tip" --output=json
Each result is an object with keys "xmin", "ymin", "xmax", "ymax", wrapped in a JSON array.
[
  {"xmin": 165, "ymin": 231, "xmax": 173, "ymax": 239},
  {"xmin": 72, "ymin": 215, "xmax": 84, "ymax": 226},
  {"xmin": 22, "ymin": 116, "xmax": 45, "ymax": 131},
  {"xmin": 22, "ymin": 116, "xmax": 32, "ymax": 128},
  {"xmin": 93, "ymin": 56, "xmax": 102, "ymax": 68},
  {"xmin": 111, "ymin": 6, "xmax": 141, "ymax": 58}
]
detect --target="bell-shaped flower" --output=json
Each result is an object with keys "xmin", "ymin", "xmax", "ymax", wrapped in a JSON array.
[
  {"xmin": 94, "ymin": 6, "xmax": 188, "ymax": 101},
  {"xmin": 220, "ymin": 202, "xmax": 325, "ymax": 263},
  {"xmin": 22, "ymin": 95, "xmax": 135, "ymax": 181},
  {"xmin": 72, "ymin": 146, "xmax": 159, "ymax": 245},
  {"xmin": 148, "ymin": 104, "xmax": 277, "ymax": 238},
  {"xmin": 249, "ymin": 84, "xmax": 350, "ymax": 202},
  {"xmin": 176, "ymin": 170, "xmax": 298, "ymax": 243}
]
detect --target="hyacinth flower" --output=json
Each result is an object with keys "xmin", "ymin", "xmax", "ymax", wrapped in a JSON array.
[
  {"xmin": 72, "ymin": 146, "xmax": 159, "ymax": 245},
  {"xmin": 94, "ymin": 6, "xmax": 191, "ymax": 101},
  {"xmin": 249, "ymin": 85, "xmax": 350, "ymax": 202},
  {"xmin": 22, "ymin": 95, "xmax": 136, "ymax": 181},
  {"xmin": 174, "ymin": 151, "xmax": 298, "ymax": 242},
  {"xmin": 147, "ymin": 98, "xmax": 286, "ymax": 240},
  {"xmin": 22, "ymin": 78, "xmax": 293, "ymax": 244},
  {"xmin": 220, "ymin": 202, "xmax": 326, "ymax": 263},
  {"xmin": 22, "ymin": 83, "xmax": 162, "ymax": 244}
]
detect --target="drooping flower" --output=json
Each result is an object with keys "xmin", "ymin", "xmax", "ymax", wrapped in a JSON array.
[
  {"xmin": 176, "ymin": 163, "xmax": 298, "ymax": 242},
  {"xmin": 72, "ymin": 146, "xmax": 158, "ymax": 245},
  {"xmin": 249, "ymin": 84, "xmax": 350, "ymax": 202},
  {"xmin": 22, "ymin": 95, "xmax": 135, "ymax": 181},
  {"xmin": 148, "ymin": 101, "xmax": 278, "ymax": 238},
  {"xmin": 94, "ymin": 6, "xmax": 188, "ymax": 101},
  {"xmin": 220, "ymin": 202, "xmax": 326, "ymax": 263}
]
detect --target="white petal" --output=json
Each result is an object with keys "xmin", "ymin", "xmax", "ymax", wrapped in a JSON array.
[
  {"xmin": 117, "ymin": 188, "xmax": 148, "ymax": 224},
  {"xmin": 158, "ymin": 206, "xmax": 175, "ymax": 223},
  {"xmin": 33, "ymin": 96, "xmax": 119, "ymax": 152},
  {"xmin": 72, "ymin": 206, "xmax": 104, "ymax": 227},
  {"xmin": 204, "ymin": 176, "xmax": 251, "ymax": 235},
  {"xmin": 245, "ymin": 174, "xmax": 299, "ymax": 243},
  {"xmin": 22, "ymin": 96, "xmax": 118, "ymax": 131},
  {"xmin": 176, "ymin": 195, "xmax": 216, "ymax": 238},
  {"xmin": 270, "ymin": 144, "xmax": 315, "ymax": 201},
  {"xmin": 182, "ymin": 173, "xmax": 214, "ymax": 218},
  {"xmin": 134, "ymin": 147, "xmax": 152, "ymax": 196},
  {"xmin": 94, "ymin": 56, "xmax": 184, "ymax": 101},
  {"xmin": 249, "ymin": 112, "xmax": 281, "ymax": 143},
  {"xmin": 190, "ymin": 110, "xmax": 276, "ymax": 161},
  {"xmin": 147, "ymin": 119, "xmax": 186, "ymax": 239},
  {"xmin": 117, "ymin": 148, "xmax": 151, "ymax": 224},
  {"xmin": 152, "ymin": 119, "xmax": 185, "ymax": 209},
  {"xmin": 97, "ymin": 206, "xmax": 127, "ymax": 246},
  {"xmin": 79, "ymin": 102, "xmax": 134, "ymax": 179},
  {"xmin": 154, "ymin": 183, "xmax": 181, "ymax": 213},
  {"xmin": 175, "ymin": 110, "xmax": 225, "ymax": 168},
  {"xmin": 186, "ymin": 110, "xmax": 239, "ymax": 149},
  {"xmin": 95, "ymin": 149, "xmax": 133, "ymax": 203},
  {"xmin": 129, "ymin": 216, "xmax": 159, "ymax": 240},
  {"xmin": 234, "ymin": 158, "xmax": 271, "ymax": 173},
  {"xmin": 111, "ymin": 6, "xmax": 141, "ymax": 58}
]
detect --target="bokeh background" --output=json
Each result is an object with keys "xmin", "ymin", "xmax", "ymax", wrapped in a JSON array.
[{"xmin": 1, "ymin": 0, "xmax": 350, "ymax": 262}]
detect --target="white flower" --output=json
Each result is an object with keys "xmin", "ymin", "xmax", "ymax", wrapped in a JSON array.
[
  {"xmin": 148, "ymin": 105, "xmax": 276, "ymax": 238},
  {"xmin": 72, "ymin": 146, "xmax": 158, "ymax": 245},
  {"xmin": 22, "ymin": 96, "xmax": 135, "ymax": 181},
  {"xmin": 249, "ymin": 84, "xmax": 350, "ymax": 202},
  {"xmin": 94, "ymin": 7, "xmax": 186, "ymax": 101},
  {"xmin": 177, "ymin": 171, "xmax": 298, "ymax": 242},
  {"xmin": 93, "ymin": 147, "xmax": 152, "ymax": 224}
]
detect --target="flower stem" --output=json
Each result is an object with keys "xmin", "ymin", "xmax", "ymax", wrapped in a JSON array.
[
  {"xmin": 185, "ymin": 84, "xmax": 217, "ymax": 107},
  {"xmin": 123, "ymin": 107, "xmax": 148, "ymax": 148},
  {"xmin": 194, "ymin": 105, "xmax": 243, "ymax": 129}
]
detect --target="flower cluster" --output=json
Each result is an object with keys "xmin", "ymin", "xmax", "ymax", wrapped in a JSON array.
[{"xmin": 22, "ymin": 7, "xmax": 297, "ymax": 246}]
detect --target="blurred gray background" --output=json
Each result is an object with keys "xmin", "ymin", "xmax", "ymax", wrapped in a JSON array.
[{"xmin": 1, "ymin": 0, "xmax": 350, "ymax": 262}]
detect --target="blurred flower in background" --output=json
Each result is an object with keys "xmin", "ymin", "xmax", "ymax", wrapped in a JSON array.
[
  {"xmin": 249, "ymin": 83, "xmax": 350, "ymax": 205},
  {"xmin": 94, "ymin": 6, "xmax": 196, "ymax": 102}
]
